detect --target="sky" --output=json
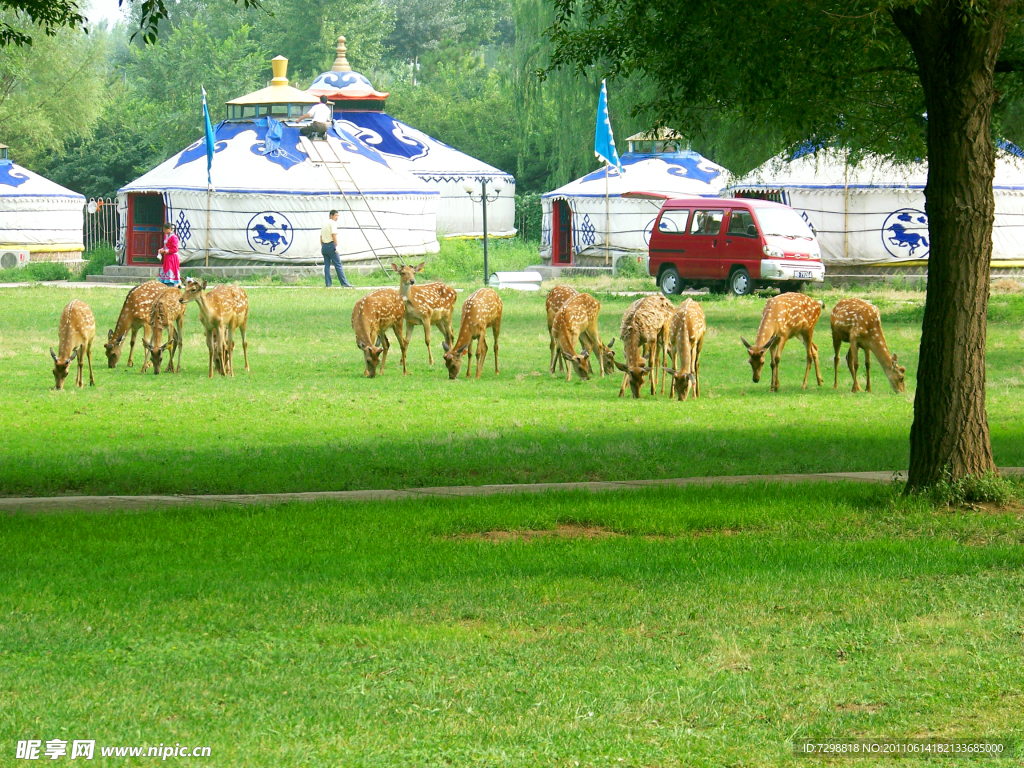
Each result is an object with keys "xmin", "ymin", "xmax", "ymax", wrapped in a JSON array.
[{"xmin": 84, "ymin": 0, "xmax": 128, "ymax": 29}]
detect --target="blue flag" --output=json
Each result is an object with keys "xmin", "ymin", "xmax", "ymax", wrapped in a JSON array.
[
  {"xmin": 594, "ymin": 79, "xmax": 621, "ymax": 172},
  {"xmin": 202, "ymin": 86, "xmax": 215, "ymax": 187}
]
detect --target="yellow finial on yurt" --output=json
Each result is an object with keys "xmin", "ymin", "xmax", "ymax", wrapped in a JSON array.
[
  {"xmin": 271, "ymin": 55, "xmax": 289, "ymax": 86},
  {"xmin": 332, "ymin": 36, "xmax": 352, "ymax": 72}
]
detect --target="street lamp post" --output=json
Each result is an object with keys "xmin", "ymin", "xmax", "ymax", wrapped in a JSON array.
[{"xmin": 463, "ymin": 177, "xmax": 504, "ymax": 285}]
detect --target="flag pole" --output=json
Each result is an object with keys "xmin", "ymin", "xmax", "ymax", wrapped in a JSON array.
[
  {"xmin": 205, "ymin": 185, "xmax": 211, "ymax": 267},
  {"xmin": 605, "ymin": 162, "xmax": 610, "ymax": 266}
]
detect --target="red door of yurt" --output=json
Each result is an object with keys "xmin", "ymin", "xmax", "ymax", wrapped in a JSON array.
[
  {"xmin": 126, "ymin": 193, "xmax": 165, "ymax": 266},
  {"xmin": 552, "ymin": 200, "xmax": 573, "ymax": 265}
]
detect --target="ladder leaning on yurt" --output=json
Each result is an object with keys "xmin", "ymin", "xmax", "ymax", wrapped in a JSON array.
[{"xmin": 299, "ymin": 135, "xmax": 405, "ymax": 277}]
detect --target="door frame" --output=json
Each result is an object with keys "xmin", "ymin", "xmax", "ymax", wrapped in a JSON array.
[
  {"xmin": 552, "ymin": 200, "xmax": 573, "ymax": 265},
  {"xmin": 126, "ymin": 193, "xmax": 165, "ymax": 266}
]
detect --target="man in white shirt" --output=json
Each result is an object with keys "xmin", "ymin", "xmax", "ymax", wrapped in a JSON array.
[
  {"xmin": 299, "ymin": 96, "xmax": 333, "ymax": 140},
  {"xmin": 320, "ymin": 210, "xmax": 352, "ymax": 287}
]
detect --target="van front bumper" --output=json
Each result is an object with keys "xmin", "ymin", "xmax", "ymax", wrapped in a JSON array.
[{"xmin": 759, "ymin": 260, "xmax": 825, "ymax": 282}]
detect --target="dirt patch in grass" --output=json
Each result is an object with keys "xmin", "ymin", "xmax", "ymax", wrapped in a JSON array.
[{"xmin": 455, "ymin": 524, "xmax": 624, "ymax": 542}]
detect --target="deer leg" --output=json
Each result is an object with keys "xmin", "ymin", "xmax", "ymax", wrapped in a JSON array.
[
  {"xmin": 864, "ymin": 346, "xmax": 872, "ymax": 393},
  {"xmin": 476, "ymin": 334, "xmax": 488, "ymax": 379},
  {"xmin": 86, "ymin": 341, "xmax": 95, "ymax": 386},
  {"xmin": 240, "ymin": 322, "xmax": 249, "ymax": 372},
  {"xmin": 549, "ymin": 330, "xmax": 558, "ymax": 374},
  {"xmin": 493, "ymin": 320, "xmax": 500, "ymax": 376},
  {"xmin": 832, "ymin": 334, "xmax": 842, "ymax": 389},
  {"xmin": 395, "ymin": 321, "xmax": 408, "ymax": 375},
  {"xmin": 176, "ymin": 316, "xmax": 184, "ymax": 372},
  {"xmin": 206, "ymin": 330, "xmax": 215, "ymax": 379},
  {"xmin": 771, "ymin": 339, "xmax": 784, "ymax": 392},
  {"xmin": 127, "ymin": 326, "xmax": 139, "ymax": 367},
  {"xmin": 139, "ymin": 323, "xmax": 153, "ymax": 373},
  {"xmin": 847, "ymin": 340, "xmax": 860, "ymax": 392},
  {"xmin": 424, "ymin": 321, "xmax": 434, "ymax": 366},
  {"xmin": 811, "ymin": 335, "xmax": 823, "ymax": 387},
  {"xmin": 380, "ymin": 332, "xmax": 391, "ymax": 375}
]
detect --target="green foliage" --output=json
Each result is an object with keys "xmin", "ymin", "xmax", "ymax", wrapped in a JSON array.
[
  {"xmin": 613, "ymin": 253, "xmax": 646, "ymax": 278},
  {"xmin": 927, "ymin": 472, "xmax": 1018, "ymax": 507},
  {"xmin": 0, "ymin": 261, "xmax": 72, "ymax": 282},
  {"xmin": 420, "ymin": 237, "xmax": 537, "ymax": 281},
  {"xmin": 78, "ymin": 245, "xmax": 117, "ymax": 279},
  {"xmin": 514, "ymin": 192, "xmax": 542, "ymax": 241}
]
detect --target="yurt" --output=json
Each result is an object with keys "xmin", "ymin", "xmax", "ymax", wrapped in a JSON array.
[
  {"xmin": 0, "ymin": 143, "xmax": 85, "ymax": 269},
  {"xmin": 309, "ymin": 37, "xmax": 516, "ymax": 239},
  {"xmin": 540, "ymin": 131, "xmax": 730, "ymax": 266},
  {"xmin": 117, "ymin": 57, "xmax": 439, "ymax": 268},
  {"xmin": 725, "ymin": 144, "xmax": 1024, "ymax": 267}
]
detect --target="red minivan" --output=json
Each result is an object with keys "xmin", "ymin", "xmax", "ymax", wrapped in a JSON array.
[{"xmin": 647, "ymin": 198, "xmax": 825, "ymax": 296}]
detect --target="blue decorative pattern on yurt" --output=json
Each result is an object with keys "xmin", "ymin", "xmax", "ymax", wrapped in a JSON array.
[
  {"xmin": 337, "ymin": 113, "xmax": 431, "ymax": 160},
  {"xmin": 310, "ymin": 71, "xmax": 374, "ymax": 90},
  {"xmin": 0, "ymin": 160, "xmax": 30, "ymax": 187},
  {"xmin": 578, "ymin": 152, "xmax": 723, "ymax": 185}
]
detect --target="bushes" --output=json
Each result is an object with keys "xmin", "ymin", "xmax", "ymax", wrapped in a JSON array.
[
  {"xmin": 420, "ymin": 238, "xmax": 539, "ymax": 282},
  {"xmin": 79, "ymin": 245, "xmax": 116, "ymax": 279},
  {"xmin": 0, "ymin": 261, "xmax": 72, "ymax": 283}
]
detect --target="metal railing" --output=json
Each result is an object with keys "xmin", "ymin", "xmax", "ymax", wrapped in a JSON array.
[{"xmin": 84, "ymin": 198, "xmax": 120, "ymax": 251}]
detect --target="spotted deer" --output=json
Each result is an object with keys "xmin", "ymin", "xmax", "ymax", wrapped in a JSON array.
[
  {"xmin": 51, "ymin": 299, "xmax": 96, "ymax": 390},
  {"xmin": 551, "ymin": 292, "xmax": 614, "ymax": 382},
  {"xmin": 351, "ymin": 288, "xmax": 407, "ymax": 377},
  {"xmin": 104, "ymin": 280, "xmax": 166, "ymax": 368},
  {"xmin": 179, "ymin": 279, "xmax": 250, "ymax": 378},
  {"xmin": 664, "ymin": 299, "xmax": 706, "ymax": 400},
  {"xmin": 614, "ymin": 294, "xmax": 674, "ymax": 398},
  {"xmin": 143, "ymin": 287, "xmax": 186, "ymax": 375},
  {"xmin": 442, "ymin": 287, "xmax": 503, "ymax": 379},
  {"xmin": 392, "ymin": 263, "xmax": 457, "ymax": 366},
  {"xmin": 546, "ymin": 284, "xmax": 578, "ymax": 373},
  {"xmin": 741, "ymin": 292, "xmax": 824, "ymax": 391},
  {"xmin": 830, "ymin": 297, "xmax": 906, "ymax": 393}
]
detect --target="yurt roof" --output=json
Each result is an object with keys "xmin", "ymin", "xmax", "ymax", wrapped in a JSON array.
[
  {"xmin": 308, "ymin": 37, "xmax": 388, "ymax": 101},
  {"xmin": 335, "ymin": 112, "xmax": 513, "ymax": 181},
  {"xmin": 120, "ymin": 118, "xmax": 437, "ymax": 197},
  {"xmin": 542, "ymin": 150, "xmax": 728, "ymax": 200},
  {"xmin": 729, "ymin": 142, "xmax": 1024, "ymax": 193},
  {"xmin": 228, "ymin": 56, "xmax": 318, "ymax": 106},
  {"xmin": 0, "ymin": 159, "xmax": 85, "ymax": 200}
]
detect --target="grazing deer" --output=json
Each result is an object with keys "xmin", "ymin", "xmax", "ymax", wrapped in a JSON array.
[
  {"xmin": 614, "ymin": 294, "xmax": 674, "ymax": 398},
  {"xmin": 551, "ymin": 292, "xmax": 613, "ymax": 382},
  {"xmin": 391, "ymin": 262, "xmax": 457, "ymax": 366},
  {"xmin": 351, "ymin": 288, "xmax": 408, "ymax": 377},
  {"xmin": 179, "ymin": 279, "xmax": 250, "ymax": 378},
  {"xmin": 664, "ymin": 299, "xmax": 706, "ymax": 400},
  {"xmin": 830, "ymin": 297, "xmax": 906, "ymax": 393},
  {"xmin": 442, "ymin": 287, "xmax": 503, "ymax": 379},
  {"xmin": 143, "ymin": 287, "xmax": 186, "ymax": 375},
  {"xmin": 51, "ymin": 299, "xmax": 96, "ymax": 390},
  {"xmin": 104, "ymin": 280, "xmax": 166, "ymax": 369},
  {"xmin": 741, "ymin": 292, "xmax": 824, "ymax": 391},
  {"xmin": 546, "ymin": 284, "xmax": 578, "ymax": 373}
]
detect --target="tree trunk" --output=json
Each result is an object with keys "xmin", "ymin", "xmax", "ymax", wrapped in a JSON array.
[{"xmin": 891, "ymin": 3, "xmax": 1008, "ymax": 490}]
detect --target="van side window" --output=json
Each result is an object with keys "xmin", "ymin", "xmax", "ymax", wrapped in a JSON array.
[
  {"xmin": 657, "ymin": 210, "xmax": 690, "ymax": 234},
  {"xmin": 690, "ymin": 210, "xmax": 725, "ymax": 235},
  {"xmin": 727, "ymin": 210, "xmax": 757, "ymax": 237}
]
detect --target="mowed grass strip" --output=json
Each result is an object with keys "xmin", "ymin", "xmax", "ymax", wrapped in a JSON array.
[
  {"xmin": 1, "ymin": 285, "xmax": 1023, "ymax": 496},
  {"xmin": 1, "ymin": 483, "xmax": 1023, "ymax": 766}
]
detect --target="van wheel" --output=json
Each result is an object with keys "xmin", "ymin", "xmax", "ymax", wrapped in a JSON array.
[
  {"xmin": 659, "ymin": 266, "xmax": 681, "ymax": 295},
  {"xmin": 728, "ymin": 267, "xmax": 752, "ymax": 296}
]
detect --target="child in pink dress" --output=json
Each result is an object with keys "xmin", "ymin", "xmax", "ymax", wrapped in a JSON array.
[{"xmin": 158, "ymin": 223, "xmax": 180, "ymax": 285}]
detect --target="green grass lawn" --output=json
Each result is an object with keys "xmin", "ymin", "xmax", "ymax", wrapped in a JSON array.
[
  {"xmin": 1, "ymin": 281, "xmax": 1022, "ymax": 496},
  {"xmin": 2, "ymin": 483, "xmax": 1023, "ymax": 766}
]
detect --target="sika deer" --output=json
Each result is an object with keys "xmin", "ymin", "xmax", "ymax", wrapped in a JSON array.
[
  {"xmin": 614, "ymin": 294, "xmax": 674, "ymax": 398},
  {"xmin": 741, "ymin": 292, "xmax": 824, "ymax": 392},
  {"xmin": 51, "ymin": 300, "xmax": 96, "ymax": 390},
  {"xmin": 144, "ymin": 287, "xmax": 186, "ymax": 375},
  {"xmin": 442, "ymin": 287, "xmax": 503, "ymax": 379},
  {"xmin": 552, "ymin": 292, "xmax": 613, "ymax": 381},
  {"xmin": 392, "ymin": 263, "xmax": 457, "ymax": 366},
  {"xmin": 351, "ymin": 288, "xmax": 407, "ymax": 377},
  {"xmin": 830, "ymin": 297, "xmax": 906, "ymax": 393},
  {"xmin": 104, "ymin": 280, "xmax": 166, "ymax": 368},
  {"xmin": 664, "ymin": 299, "xmax": 706, "ymax": 400},
  {"xmin": 179, "ymin": 279, "xmax": 250, "ymax": 377},
  {"xmin": 546, "ymin": 284, "xmax": 578, "ymax": 373}
]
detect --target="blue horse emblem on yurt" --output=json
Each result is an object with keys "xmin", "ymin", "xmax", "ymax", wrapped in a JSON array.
[
  {"xmin": 247, "ymin": 212, "xmax": 293, "ymax": 254},
  {"xmin": 882, "ymin": 209, "xmax": 929, "ymax": 259}
]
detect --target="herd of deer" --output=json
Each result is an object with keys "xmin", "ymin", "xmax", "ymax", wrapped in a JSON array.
[
  {"xmin": 49, "ymin": 278, "xmax": 249, "ymax": 390},
  {"xmin": 50, "ymin": 270, "xmax": 906, "ymax": 398}
]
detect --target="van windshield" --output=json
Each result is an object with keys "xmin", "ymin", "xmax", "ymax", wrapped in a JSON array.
[{"xmin": 753, "ymin": 207, "xmax": 815, "ymax": 240}]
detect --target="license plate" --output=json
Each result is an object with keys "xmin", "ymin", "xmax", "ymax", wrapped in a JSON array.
[{"xmin": 795, "ymin": 271, "xmax": 812, "ymax": 279}]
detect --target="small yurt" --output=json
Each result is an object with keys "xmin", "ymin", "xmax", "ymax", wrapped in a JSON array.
[
  {"xmin": 540, "ymin": 131, "xmax": 730, "ymax": 265},
  {"xmin": 117, "ymin": 57, "xmax": 439, "ymax": 268},
  {"xmin": 0, "ymin": 143, "xmax": 85, "ymax": 269},
  {"xmin": 309, "ymin": 37, "xmax": 516, "ymax": 239},
  {"xmin": 725, "ymin": 144, "xmax": 1024, "ymax": 267}
]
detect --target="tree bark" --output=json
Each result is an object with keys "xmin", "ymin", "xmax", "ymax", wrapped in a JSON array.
[{"xmin": 891, "ymin": 2, "xmax": 1008, "ymax": 490}]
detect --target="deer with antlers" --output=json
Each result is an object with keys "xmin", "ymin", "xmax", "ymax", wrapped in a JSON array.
[
  {"xmin": 103, "ymin": 280, "xmax": 166, "ymax": 369},
  {"xmin": 51, "ymin": 299, "xmax": 96, "ymax": 390},
  {"xmin": 442, "ymin": 287, "xmax": 503, "ymax": 379},
  {"xmin": 741, "ymin": 292, "xmax": 824, "ymax": 392},
  {"xmin": 546, "ymin": 284, "xmax": 578, "ymax": 373},
  {"xmin": 391, "ymin": 262, "xmax": 457, "ymax": 367},
  {"xmin": 830, "ymin": 297, "xmax": 906, "ymax": 393},
  {"xmin": 551, "ymin": 292, "xmax": 615, "ymax": 382},
  {"xmin": 664, "ymin": 298, "xmax": 706, "ymax": 401},
  {"xmin": 614, "ymin": 294, "xmax": 674, "ymax": 398},
  {"xmin": 179, "ymin": 279, "xmax": 250, "ymax": 378},
  {"xmin": 143, "ymin": 286, "xmax": 187, "ymax": 375},
  {"xmin": 351, "ymin": 288, "xmax": 408, "ymax": 377}
]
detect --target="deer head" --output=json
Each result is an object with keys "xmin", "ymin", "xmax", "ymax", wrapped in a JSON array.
[
  {"xmin": 142, "ymin": 338, "xmax": 171, "ymax": 375},
  {"xmin": 103, "ymin": 329, "xmax": 127, "ymax": 368},
  {"xmin": 561, "ymin": 347, "xmax": 592, "ymax": 381},
  {"xmin": 599, "ymin": 338, "xmax": 617, "ymax": 375},
  {"xmin": 665, "ymin": 366, "xmax": 697, "ymax": 401},
  {"xmin": 392, "ymin": 262, "xmax": 424, "ymax": 289},
  {"xmin": 179, "ymin": 278, "xmax": 207, "ymax": 305},
  {"xmin": 614, "ymin": 358, "xmax": 650, "ymax": 398},
  {"xmin": 742, "ymin": 334, "xmax": 777, "ymax": 383},
  {"xmin": 887, "ymin": 352, "xmax": 907, "ymax": 393},
  {"xmin": 357, "ymin": 339, "xmax": 385, "ymax": 378},
  {"xmin": 50, "ymin": 347, "xmax": 77, "ymax": 390},
  {"xmin": 441, "ymin": 340, "xmax": 469, "ymax": 379}
]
